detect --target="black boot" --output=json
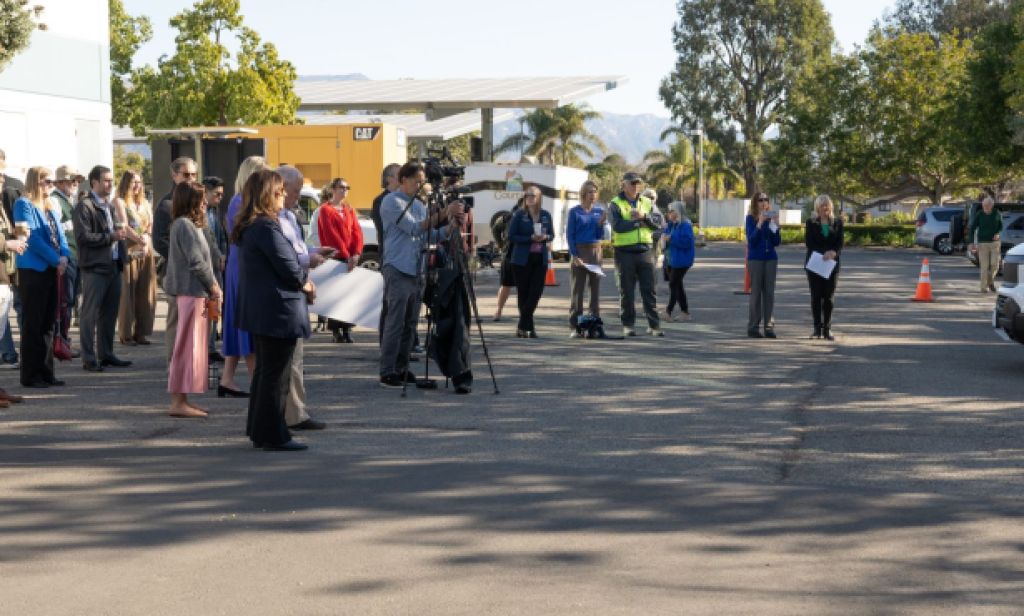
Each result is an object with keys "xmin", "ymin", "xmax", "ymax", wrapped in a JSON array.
[
  {"xmin": 811, "ymin": 326, "xmax": 821, "ymax": 339},
  {"xmin": 331, "ymin": 329, "xmax": 343, "ymax": 343},
  {"xmin": 822, "ymin": 327, "xmax": 834, "ymax": 341},
  {"xmin": 341, "ymin": 328, "xmax": 354, "ymax": 343}
]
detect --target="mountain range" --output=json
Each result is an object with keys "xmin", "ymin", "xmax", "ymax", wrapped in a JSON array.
[{"xmin": 493, "ymin": 112, "xmax": 675, "ymax": 166}]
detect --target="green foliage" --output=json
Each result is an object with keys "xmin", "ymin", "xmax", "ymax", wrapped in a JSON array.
[
  {"xmin": 585, "ymin": 154, "xmax": 631, "ymax": 202},
  {"xmin": 881, "ymin": 0, "xmax": 1009, "ymax": 41},
  {"xmin": 408, "ymin": 132, "xmax": 478, "ymax": 165},
  {"xmin": 767, "ymin": 30, "xmax": 986, "ymax": 205},
  {"xmin": 704, "ymin": 224, "xmax": 915, "ymax": 247},
  {"xmin": 109, "ymin": 0, "xmax": 151, "ymax": 128},
  {"xmin": 0, "ymin": 0, "xmax": 44, "ymax": 72},
  {"xmin": 113, "ymin": 146, "xmax": 152, "ymax": 190},
  {"xmin": 130, "ymin": 0, "xmax": 299, "ymax": 132},
  {"xmin": 659, "ymin": 0, "xmax": 834, "ymax": 196},
  {"xmin": 495, "ymin": 104, "xmax": 605, "ymax": 166},
  {"xmin": 643, "ymin": 137, "xmax": 695, "ymax": 196}
]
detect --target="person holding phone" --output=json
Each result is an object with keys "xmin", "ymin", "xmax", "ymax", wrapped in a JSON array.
[
  {"xmin": 805, "ymin": 194, "xmax": 843, "ymax": 340},
  {"xmin": 508, "ymin": 186, "xmax": 554, "ymax": 338},
  {"xmin": 566, "ymin": 181, "xmax": 606, "ymax": 336},
  {"xmin": 745, "ymin": 192, "xmax": 782, "ymax": 338}
]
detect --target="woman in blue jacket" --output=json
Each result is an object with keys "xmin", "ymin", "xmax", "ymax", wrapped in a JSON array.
[
  {"xmin": 508, "ymin": 186, "xmax": 554, "ymax": 338},
  {"xmin": 14, "ymin": 167, "xmax": 72, "ymax": 388},
  {"xmin": 661, "ymin": 202, "xmax": 695, "ymax": 322},
  {"xmin": 745, "ymin": 192, "xmax": 781, "ymax": 338}
]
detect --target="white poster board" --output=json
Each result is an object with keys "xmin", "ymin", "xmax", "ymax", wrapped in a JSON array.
[{"xmin": 307, "ymin": 261, "xmax": 384, "ymax": 330}]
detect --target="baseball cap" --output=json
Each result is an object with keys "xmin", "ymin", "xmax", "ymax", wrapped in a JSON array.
[
  {"xmin": 55, "ymin": 165, "xmax": 84, "ymax": 181},
  {"xmin": 622, "ymin": 172, "xmax": 643, "ymax": 183}
]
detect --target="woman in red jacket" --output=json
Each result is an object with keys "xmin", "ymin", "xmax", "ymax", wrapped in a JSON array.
[{"xmin": 317, "ymin": 178, "xmax": 363, "ymax": 343}]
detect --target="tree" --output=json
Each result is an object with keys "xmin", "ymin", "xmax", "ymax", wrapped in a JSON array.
[
  {"xmin": 113, "ymin": 145, "xmax": 152, "ymax": 191},
  {"xmin": 495, "ymin": 105, "xmax": 605, "ymax": 166},
  {"xmin": 0, "ymin": 0, "xmax": 45, "ymax": 72},
  {"xmin": 659, "ymin": 0, "xmax": 834, "ymax": 197},
  {"xmin": 130, "ymin": 0, "xmax": 299, "ymax": 132},
  {"xmin": 880, "ymin": 0, "xmax": 1009, "ymax": 40},
  {"xmin": 767, "ymin": 31, "xmax": 987, "ymax": 205},
  {"xmin": 643, "ymin": 137, "xmax": 696, "ymax": 197},
  {"xmin": 109, "ymin": 0, "xmax": 151, "ymax": 129},
  {"xmin": 407, "ymin": 132, "xmax": 478, "ymax": 165},
  {"xmin": 585, "ymin": 154, "xmax": 631, "ymax": 202}
]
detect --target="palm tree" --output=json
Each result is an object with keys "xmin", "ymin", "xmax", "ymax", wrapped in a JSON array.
[
  {"xmin": 702, "ymin": 141, "xmax": 745, "ymax": 199},
  {"xmin": 643, "ymin": 138, "xmax": 696, "ymax": 196},
  {"xmin": 495, "ymin": 104, "xmax": 606, "ymax": 166}
]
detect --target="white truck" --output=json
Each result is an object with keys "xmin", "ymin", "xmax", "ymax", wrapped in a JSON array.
[
  {"xmin": 463, "ymin": 163, "xmax": 590, "ymax": 258},
  {"xmin": 993, "ymin": 242, "xmax": 1024, "ymax": 343}
]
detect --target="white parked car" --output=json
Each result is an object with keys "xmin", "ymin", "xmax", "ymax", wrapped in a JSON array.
[
  {"xmin": 298, "ymin": 187, "xmax": 381, "ymax": 270},
  {"xmin": 994, "ymin": 243, "xmax": 1024, "ymax": 344}
]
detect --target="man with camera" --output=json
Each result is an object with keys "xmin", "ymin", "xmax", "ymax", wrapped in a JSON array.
[
  {"xmin": 609, "ymin": 172, "xmax": 662, "ymax": 337},
  {"xmin": 378, "ymin": 161, "xmax": 465, "ymax": 388}
]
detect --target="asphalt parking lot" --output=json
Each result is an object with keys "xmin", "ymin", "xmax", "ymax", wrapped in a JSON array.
[{"xmin": 2, "ymin": 243, "xmax": 1022, "ymax": 615}]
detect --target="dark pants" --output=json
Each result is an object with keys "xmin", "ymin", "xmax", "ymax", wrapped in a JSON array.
[
  {"xmin": 512, "ymin": 252, "xmax": 546, "ymax": 332},
  {"xmin": 59, "ymin": 259, "xmax": 79, "ymax": 342},
  {"xmin": 247, "ymin": 335, "xmax": 296, "ymax": 447},
  {"xmin": 568, "ymin": 250, "xmax": 601, "ymax": 329},
  {"xmin": 807, "ymin": 268, "xmax": 839, "ymax": 329},
  {"xmin": 379, "ymin": 265, "xmax": 420, "ymax": 377},
  {"xmin": 748, "ymin": 259, "xmax": 777, "ymax": 332},
  {"xmin": 18, "ymin": 268, "xmax": 57, "ymax": 386},
  {"xmin": 667, "ymin": 266, "xmax": 690, "ymax": 314},
  {"xmin": 614, "ymin": 249, "xmax": 659, "ymax": 329},
  {"xmin": 79, "ymin": 265, "xmax": 122, "ymax": 365},
  {"xmin": 0, "ymin": 283, "xmax": 20, "ymax": 363}
]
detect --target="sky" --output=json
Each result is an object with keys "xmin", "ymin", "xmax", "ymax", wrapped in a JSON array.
[{"xmin": 122, "ymin": 0, "xmax": 897, "ymax": 118}]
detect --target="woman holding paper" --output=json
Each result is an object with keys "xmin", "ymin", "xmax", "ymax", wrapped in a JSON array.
[
  {"xmin": 509, "ymin": 186, "xmax": 554, "ymax": 338},
  {"xmin": 745, "ymin": 192, "xmax": 782, "ymax": 338},
  {"xmin": 317, "ymin": 178, "xmax": 361, "ymax": 343},
  {"xmin": 804, "ymin": 194, "xmax": 844, "ymax": 340},
  {"xmin": 566, "ymin": 180, "xmax": 606, "ymax": 336}
]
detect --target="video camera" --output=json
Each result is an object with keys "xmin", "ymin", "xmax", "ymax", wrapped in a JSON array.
[{"xmin": 423, "ymin": 147, "xmax": 473, "ymax": 209}]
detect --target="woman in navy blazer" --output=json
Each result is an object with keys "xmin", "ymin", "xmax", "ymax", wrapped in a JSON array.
[
  {"xmin": 508, "ymin": 186, "xmax": 554, "ymax": 338},
  {"xmin": 232, "ymin": 170, "xmax": 315, "ymax": 452},
  {"xmin": 14, "ymin": 167, "xmax": 72, "ymax": 388}
]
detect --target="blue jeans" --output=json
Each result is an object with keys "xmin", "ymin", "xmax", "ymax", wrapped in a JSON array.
[{"xmin": 0, "ymin": 283, "xmax": 21, "ymax": 363}]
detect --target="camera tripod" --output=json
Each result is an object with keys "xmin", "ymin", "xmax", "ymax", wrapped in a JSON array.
[{"xmin": 392, "ymin": 189, "xmax": 499, "ymax": 397}]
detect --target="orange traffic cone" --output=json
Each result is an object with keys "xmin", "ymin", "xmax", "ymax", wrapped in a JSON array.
[
  {"xmin": 911, "ymin": 258, "xmax": 934, "ymax": 302},
  {"xmin": 545, "ymin": 258, "xmax": 558, "ymax": 286},
  {"xmin": 733, "ymin": 257, "xmax": 752, "ymax": 295}
]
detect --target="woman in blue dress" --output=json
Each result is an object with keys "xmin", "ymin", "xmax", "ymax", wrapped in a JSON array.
[{"xmin": 218, "ymin": 156, "xmax": 266, "ymax": 397}]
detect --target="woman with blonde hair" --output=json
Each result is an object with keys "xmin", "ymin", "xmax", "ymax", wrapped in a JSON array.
[
  {"xmin": 113, "ymin": 170, "xmax": 156, "ymax": 345},
  {"xmin": 219, "ymin": 155, "xmax": 266, "ymax": 397},
  {"xmin": 804, "ymin": 194, "xmax": 844, "ymax": 340},
  {"xmin": 165, "ymin": 182, "xmax": 221, "ymax": 417},
  {"xmin": 14, "ymin": 167, "xmax": 72, "ymax": 388}
]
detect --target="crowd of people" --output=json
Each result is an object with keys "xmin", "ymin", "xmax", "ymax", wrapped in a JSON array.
[{"xmin": 1, "ymin": 144, "xmax": 850, "ymax": 448}]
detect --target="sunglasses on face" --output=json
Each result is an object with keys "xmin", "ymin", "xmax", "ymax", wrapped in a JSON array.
[
  {"xmin": 42, "ymin": 179, "xmax": 54, "ymax": 186},
  {"xmin": 336, "ymin": 185, "xmax": 350, "ymax": 190}
]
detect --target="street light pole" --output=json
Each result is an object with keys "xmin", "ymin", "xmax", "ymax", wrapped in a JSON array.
[{"xmin": 689, "ymin": 128, "xmax": 704, "ymax": 228}]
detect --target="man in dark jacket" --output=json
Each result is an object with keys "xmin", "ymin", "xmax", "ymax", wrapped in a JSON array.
[
  {"xmin": 0, "ymin": 149, "xmax": 23, "ymax": 368},
  {"xmin": 151, "ymin": 157, "xmax": 196, "ymax": 364},
  {"xmin": 73, "ymin": 165, "xmax": 130, "ymax": 372}
]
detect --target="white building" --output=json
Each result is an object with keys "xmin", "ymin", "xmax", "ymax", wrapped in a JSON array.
[{"xmin": 0, "ymin": 0, "xmax": 111, "ymax": 178}]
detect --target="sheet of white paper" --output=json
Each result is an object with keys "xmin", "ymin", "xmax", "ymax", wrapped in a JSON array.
[
  {"xmin": 805, "ymin": 251, "xmax": 837, "ymax": 279},
  {"xmin": 583, "ymin": 263, "xmax": 606, "ymax": 277},
  {"xmin": 307, "ymin": 261, "xmax": 384, "ymax": 329}
]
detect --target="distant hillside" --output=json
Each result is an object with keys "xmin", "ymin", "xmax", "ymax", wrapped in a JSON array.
[{"xmin": 494, "ymin": 112, "xmax": 675, "ymax": 166}]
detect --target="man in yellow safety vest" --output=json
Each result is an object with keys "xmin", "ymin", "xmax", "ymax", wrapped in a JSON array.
[{"xmin": 608, "ymin": 172, "xmax": 662, "ymax": 337}]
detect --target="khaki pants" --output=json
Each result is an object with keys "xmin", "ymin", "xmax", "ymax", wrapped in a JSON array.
[
  {"xmin": 978, "ymin": 241, "xmax": 1000, "ymax": 291},
  {"xmin": 284, "ymin": 338, "xmax": 309, "ymax": 426},
  {"xmin": 118, "ymin": 255, "xmax": 156, "ymax": 343}
]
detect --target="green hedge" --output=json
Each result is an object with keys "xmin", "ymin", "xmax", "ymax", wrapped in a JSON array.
[{"xmin": 700, "ymin": 224, "xmax": 915, "ymax": 248}]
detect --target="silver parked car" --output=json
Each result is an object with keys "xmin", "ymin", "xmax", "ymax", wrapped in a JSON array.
[{"xmin": 915, "ymin": 206, "xmax": 963, "ymax": 255}]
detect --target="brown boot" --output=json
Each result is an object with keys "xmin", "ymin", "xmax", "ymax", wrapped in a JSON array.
[{"xmin": 0, "ymin": 389, "xmax": 23, "ymax": 403}]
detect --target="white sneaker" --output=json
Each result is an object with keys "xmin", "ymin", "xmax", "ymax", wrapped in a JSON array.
[
  {"xmin": 659, "ymin": 309, "xmax": 673, "ymax": 322},
  {"xmin": 569, "ymin": 330, "xmax": 581, "ymax": 339},
  {"xmin": 675, "ymin": 312, "xmax": 691, "ymax": 322},
  {"xmin": 648, "ymin": 328, "xmax": 665, "ymax": 337},
  {"xmin": 623, "ymin": 327, "xmax": 636, "ymax": 337}
]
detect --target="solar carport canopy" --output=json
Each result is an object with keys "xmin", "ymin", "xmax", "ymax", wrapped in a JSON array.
[
  {"xmin": 294, "ymin": 76, "xmax": 627, "ymax": 112},
  {"xmin": 294, "ymin": 75, "xmax": 627, "ymax": 160}
]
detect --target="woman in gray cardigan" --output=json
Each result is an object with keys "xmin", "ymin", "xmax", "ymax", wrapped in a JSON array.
[{"xmin": 165, "ymin": 182, "xmax": 221, "ymax": 418}]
